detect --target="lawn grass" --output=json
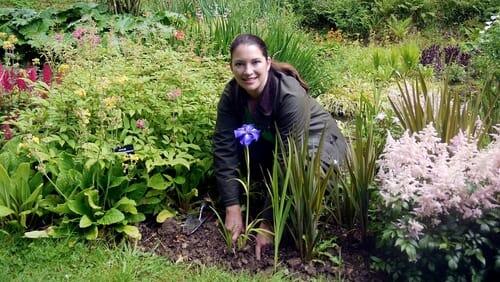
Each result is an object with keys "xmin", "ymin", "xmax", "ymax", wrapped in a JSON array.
[{"xmin": 0, "ymin": 234, "xmax": 288, "ymax": 282}]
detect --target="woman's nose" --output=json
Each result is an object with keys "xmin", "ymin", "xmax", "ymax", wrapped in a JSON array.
[{"xmin": 243, "ymin": 65, "xmax": 253, "ymax": 75}]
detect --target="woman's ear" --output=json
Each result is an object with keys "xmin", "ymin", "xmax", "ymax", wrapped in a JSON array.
[{"xmin": 267, "ymin": 57, "xmax": 271, "ymax": 71}]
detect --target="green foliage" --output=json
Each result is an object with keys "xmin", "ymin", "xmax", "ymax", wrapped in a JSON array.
[
  {"xmin": 389, "ymin": 71, "xmax": 493, "ymax": 144},
  {"xmin": 8, "ymin": 35, "xmax": 228, "ymax": 238},
  {"xmin": 284, "ymin": 123, "xmax": 333, "ymax": 262},
  {"xmin": 438, "ymin": 0, "xmax": 498, "ymax": 26},
  {"xmin": 174, "ymin": 0, "xmax": 328, "ymax": 96},
  {"xmin": 329, "ymin": 96, "xmax": 384, "ymax": 241},
  {"xmin": 288, "ymin": 0, "xmax": 373, "ymax": 39},
  {"xmin": 373, "ymin": 209, "xmax": 500, "ymax": 281},
  {"xmin": 265, "ymin": 137, "xmax": 292, "ymax": 270},
  {"xmin": 373, "ymin": 0, "xmax": 436, "ymax": 29},
  {"xmin": 0, "ymin": 4, "xmax": 186, "ymax": 58},
  {"xmin": 386, "ymin": 15, "xmax": 412, "ymax": 42},
  {"xmin": 0, "ymin": 140, "xmax": 44, "ymax": 230}
]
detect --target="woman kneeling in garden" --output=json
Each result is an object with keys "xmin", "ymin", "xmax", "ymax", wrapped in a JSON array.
[{"xmin": 213, "ymin": 34, "xmax": 347, "ymax": 259}]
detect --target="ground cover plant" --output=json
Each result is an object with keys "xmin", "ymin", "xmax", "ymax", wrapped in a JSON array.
[{"xmin": 1, "ymin": 0, "xmax": 499, "ymax": 280}]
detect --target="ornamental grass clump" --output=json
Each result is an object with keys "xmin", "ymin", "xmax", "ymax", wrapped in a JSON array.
[{"xmin": 374, "ymin": 124, "xmax": 500, "ymax": 280}]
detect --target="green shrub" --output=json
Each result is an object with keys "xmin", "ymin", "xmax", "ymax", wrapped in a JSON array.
[
  {"xmin": 288, "ymin": 0, "xmax": 373, "ymax": 39},
  {"xmin": 8, "ymin": 35, "xmax": 229, "ymax": 238}
]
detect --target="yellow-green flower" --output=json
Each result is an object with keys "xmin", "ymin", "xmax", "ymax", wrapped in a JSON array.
[
  {"xmin": 103, "ymin": 96, "xmax": 118, "ymax": 110},
  {"xmin": 8, "ymin": 35, "xmax": 18, "ymax": 44},
  {"xmin": 0, "ymin": 32, "xmax": 7, "ymax": 40},
  {"xmin": 2, "ymin": 41, "xmax": 14, "ymax": 50},
  {"xmin": 114, "ymin": 75, "xmax": 129, "ymax": 85},
  {"xmin": 75, "ymin": 88, "xmax": 86, "ymax": 97},
  {"xmin": 58, "ymin": 64, "xmax": 70, "ymax": 74}
]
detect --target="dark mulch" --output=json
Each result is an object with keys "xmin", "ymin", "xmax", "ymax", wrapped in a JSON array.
[{"xmin": 138, "ymin": 212, "xmax": 385, "ymax": 281}]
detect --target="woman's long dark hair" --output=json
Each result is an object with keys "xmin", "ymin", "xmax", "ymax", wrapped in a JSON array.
[{"xmin": 229, "ymin": 34, "xmax": 309, "ymax": 92}]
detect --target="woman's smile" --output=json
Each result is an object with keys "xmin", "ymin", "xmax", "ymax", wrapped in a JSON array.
[{"xmin": 230, "ymin": 44, "xmax": 271, "ymax": 98}]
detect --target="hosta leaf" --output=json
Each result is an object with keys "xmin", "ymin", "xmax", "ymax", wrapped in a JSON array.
[
  {"xmin": 147, "ymin": 173, "xmax": 169, "ymax": 190},
  {"xmin": 127, "ymin": 213, "xmax": 146, "ymax": 223},
  {"xmin": 79, "ymin": 215, "xmax": 93, "ymax": 228},
  {"xmin": 0, "ymin": 205, "xmax": 15, "ymax": 217},
  {"xmin": 85, "ymin": 225, "xmax": 98, "ymax": 240},
  {"xmin": 114, "ymin": 197, "xmax": 137, "ymax": 214},
  {"xmin": 117, "ymin": 225, "xmax": 141, "ymax": 239},
  {"xmin": 110, "ymin": 176, "xmax": 128, "ymax": 188},
  {"xmin": 24, "ymin": 229, "xmax": 50, "ymax": 239},
  {"xmin": 67, "ymin": 195, "xmax": 91, "ymax": 216},
  {"xmin": 173, "ymin": 176, "xmax": 186, "ymax": 185},
  {"xmin": 156, "ymin": 209, "xmax": 175, "ymax": 223},
  {"xmin": 97, "ymin": 208, "xmax": 125, "ymax": 225},
  {"xmin": 84, "ymin": 190, "xmax": 101, "ymax": 210}
]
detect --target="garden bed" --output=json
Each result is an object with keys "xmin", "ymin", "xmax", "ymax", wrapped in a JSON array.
[{"xmin": 138, "ymin": 216, "xmax": 384, "ymax": 281}]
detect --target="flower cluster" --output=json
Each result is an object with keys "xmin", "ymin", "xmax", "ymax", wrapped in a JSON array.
[
  {"xmin": 420, "ymin": 44, "xmax": 471, "ymax": 74},
  {"xmin": 377, "ymin": 124, "xmax": 500, "ymax": 238},
  {"xmin": 71, "ymin": 27, "xmax": 101, "ymax": 46},
  {"xmin": 0, "ymin": 63, "xmax": 58, "ymax": 93}
]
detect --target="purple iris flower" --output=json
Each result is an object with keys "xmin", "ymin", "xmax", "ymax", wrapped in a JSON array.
[{"xmin": 234, "ymin": 124, "xmax": 260, "ymax": 146}]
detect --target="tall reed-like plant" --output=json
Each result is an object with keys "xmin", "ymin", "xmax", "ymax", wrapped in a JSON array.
[
  {"xmin": 329, "ymin": 96, "xmax": 384, "ymax": 241},
  {"xmin": 284, "ymin": 125, "xmax": 334, "ymax": 262},
  {"xmin": 390, "ymin": 70, "xmax": 493, "ymax": 144},
  {"xmin": 265, "ymin": 136, "xmax": 292, "ymax": 270}
]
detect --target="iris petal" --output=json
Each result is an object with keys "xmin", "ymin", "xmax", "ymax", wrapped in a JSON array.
[{"xmin": 234, "ymin": 124, "xmax": 260, "ymax": 147}]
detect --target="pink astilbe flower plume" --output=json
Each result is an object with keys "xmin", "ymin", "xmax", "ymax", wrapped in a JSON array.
[{"xmin": 377, "ymin": 124, "xmax": 500, "ymax": 237}]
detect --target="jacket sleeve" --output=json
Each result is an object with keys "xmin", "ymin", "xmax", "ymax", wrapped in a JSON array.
[
  {"xmin": 275, "ymin": 78, "xmax": 309, "ymax": 140},
  {"xmin": 213, "ymin": 85, "xmax": 241, "ymax": 207}
]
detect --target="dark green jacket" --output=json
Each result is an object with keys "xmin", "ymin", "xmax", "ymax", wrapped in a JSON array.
[{"xmin": 213, "ymin": 70, "xmax": 347, "ymax": 207}]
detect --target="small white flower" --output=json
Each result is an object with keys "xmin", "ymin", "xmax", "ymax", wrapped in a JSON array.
[
  {"xmin": 485, "ymin": 25, "xmax": 491, "ymax": 30},
  {"xmin": 479, "ymin": 30, "xmax": 485, "ymax": 34},
  {"xmin": 392, "ymin": 116, "xmax": 400, "ymax": 124},
  {"xmin": 485, "ymin": 21, "xmax": 492, "ymax": 25},
  {"xmin": 491, "ymin": 15, "xmax": 498, "ymax": 20},
  {"xmin": 375, "ymin": 112, "xmax": 386, "ymax": 121}
]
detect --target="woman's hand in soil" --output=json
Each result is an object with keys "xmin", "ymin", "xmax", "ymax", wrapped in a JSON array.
[
  {"xmin": 225, "ymin": 204, "xmax": 243, "ymax": 245},
  {"xmin": 255, "ymin": 221, "xmax": 273, "ymax": 260}
]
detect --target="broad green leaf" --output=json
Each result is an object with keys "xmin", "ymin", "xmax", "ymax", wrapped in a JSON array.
[
  {"xmin": 117, "ymin": 225, "xmax": 141, "ymax": 239},
  {"xmin": 127, "ymin": 213, "xmax": 146, "ymax": 223},
  {"xmin": 173, "ymin": 176, "xmax": 186, "ymax": 185},
  {"xmin": 79, "ymin": 215, "xmax": 93, "ymax": 228},
  {"xmin": 84, "ymin": 190, "xmax": 101, "ymax": 210},
  {"xmin": 147, "ymin": 173, "xmax": 169, "ymax": 190},
  {"xmin": 67, "ymin": 195, "xmax": 91, "ymax": 216},
  {"xmin": 110, "ymin": 176, "xmax": 128, "ymax": 188},
  {"xmin": 0, "ymin": 163, "xmax": 12, "ymax": 207},
  {"xmin": 0, "ymin": 205, "xmax": 15, "ymax": 217},
  {"xmin": 156, "ymin": 209, "xmax": 175, "ymax": 223},
  {"xmin": 12, "ymin": 163, "xmax": 31, "ymax": 202},
  {"xmin": 24, "ymin": 230, "xmax": 51, "ymax": 239},
  {"xmin": 97, "ymin": 208, "xmax": 125, "ymax": 225},
  {"xmin": 114, "ymin": 197, "xmax": 137, "ymax": 214},
  {"xmin": 85, "ymin": 225, "xmax": 98, "ymax": 240}
]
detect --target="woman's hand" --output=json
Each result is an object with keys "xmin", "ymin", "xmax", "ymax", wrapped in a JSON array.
[
  {"xmin": 255, "ymin": 221, "xmax": 273, "ymax": 260},
  {"xmin": 225, "ymin": 204, "xmax": 243, "ymax": 245}
]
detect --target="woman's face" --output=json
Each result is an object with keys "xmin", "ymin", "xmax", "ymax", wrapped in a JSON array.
[{"xmin": 230, "ymin": 44, "xmax": 271, "ymax": 99}]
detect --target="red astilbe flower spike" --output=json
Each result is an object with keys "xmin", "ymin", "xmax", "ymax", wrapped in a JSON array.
[
  {"xmin": 16, "ymin": 69, "xmax": 28, "ymax": 91},
  {"xmin": 1, "ymin": 124, "xmax": 13, "ymax": 140},
  {"xmin": 0, "ymin": 65, "xmax": 15, "ymax": 93},
  {"xmin": 42, "ymin": 63, "xmax": 53, "ymax": 85}
]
